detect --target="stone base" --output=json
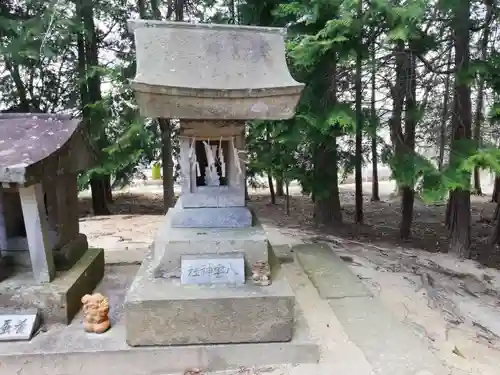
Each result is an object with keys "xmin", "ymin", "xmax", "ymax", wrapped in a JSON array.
[
  {"xmin": 1, "ymin": 229, "xmax": 59, "ymax": 268},
  {"xmin": 54, "ymin": 233, "xmax": 89, "ymax": 270},
  {"xmin": 152, "ymin": 208, "xmax": 269, "ymax": 277},
  {"xmin": 0, "ymin": 265, "xmax": 319, "ymax": 375},
  {"xmin": 0, "ymin": 248, "xmax": 105, "ymax": 325},
  {"xmin": 170, "ymin": 206, "xmax": 253, "ymax": 228},
  {"xmin": 125, "ymin": 249, "xmax": 295, "ymax": 346},
  {"xmin": 1, "ymin": 233, "xmax": 88, "ymax": 271}
]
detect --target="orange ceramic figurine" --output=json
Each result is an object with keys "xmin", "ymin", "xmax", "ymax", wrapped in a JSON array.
[{"xmin": 81, "ymin": 293, "xmax": 110, "ymax": 334}]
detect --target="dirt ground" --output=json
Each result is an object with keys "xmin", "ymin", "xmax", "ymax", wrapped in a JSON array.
[
  {"xmin": 78, "ymin": 181, "xmax": 499, "ymax": 262},
  {"xmin": 78, "ymin": 181, "xmax": 500, "ymax": 375}
]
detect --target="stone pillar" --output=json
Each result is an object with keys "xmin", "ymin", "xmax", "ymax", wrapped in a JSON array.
[
  {"xmin": 0, "ymin": 188, "xmax": 7, "ymax": 262},
  {"xmin": 56, "ymin": 173, "xmax": 80, "ymax": 246},
  {"xmin": 19, "ymin": 183, "xmax": 56, "ymax": 283},
  {"xmin": 0, "ymin": 189, "xmax": 7, "ymax": 281},
  {"xmin": 0, "ymin": 188, "xmax": 7, "ymax": 251},
  {"xmin": 227, "ymin": 123, "xmax": 246, "ymax": 195}
]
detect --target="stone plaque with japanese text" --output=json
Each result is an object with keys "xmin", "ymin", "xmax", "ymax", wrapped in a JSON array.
[
  {"xmin": 0, "ymin": 309, "xmax": 40, "ymax": 341},
  {"xmin": 181, "ymin": 253, "xmax": 245, "ymax": 285}
]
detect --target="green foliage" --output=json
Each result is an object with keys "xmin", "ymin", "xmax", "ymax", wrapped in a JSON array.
[{"xmin": 2, "ymin": 0, "xmax": 500, "ymax": 221}]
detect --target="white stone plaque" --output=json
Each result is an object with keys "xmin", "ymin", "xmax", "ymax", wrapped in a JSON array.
[
  {"xmin": 0, "ymin": 309, "xmax": 40, "ymax": 341},
  {"xmin": 181, "ymin": 253, "xmax": 245, "ymax": 285}
]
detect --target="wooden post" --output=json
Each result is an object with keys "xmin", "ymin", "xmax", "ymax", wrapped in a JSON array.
[{"xmin": 19, "ymin": 183, "xmax": 56, "ymax": 283}]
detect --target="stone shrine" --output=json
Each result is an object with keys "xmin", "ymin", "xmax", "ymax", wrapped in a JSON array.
[
  {"xmin": 125, "ymin": 20, "xmax": 304, "ymax": 346},
  {"xmin": 0, "ymin": 113, "xmax": 105, "ymax": 325}
]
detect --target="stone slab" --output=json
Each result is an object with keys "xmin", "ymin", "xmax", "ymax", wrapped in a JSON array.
[
  {"xmin": 329, "ymin": 297, "xmax": 448, "ymax": 375},
  {"xmin": 152, "ymin": 208, "xmax": 269, "ymax": 277},
  {"xmin": 0, "ymin": 309, "xmax": 40, "ymax": 341},
  {"xmin": 295, "ymin": 243, "xmax": 372, "ymax": 299},
  {"xmin": 125, "ymin": 249, "xmax": 294, "ymax": 346},
  {"xmin": 171, "ymin": 206, "xmax": 252, "ymax": 228},
  {"xmin": 0, "ymin": 248, "xmax": 105, "ymax": 324},
  {"xmin": 0, "ymin": 264, "xmax": 319, "ymax": 375},
  {"xmin": 181, "ymin": 253, "xmax": 245, "ymax": 285}
]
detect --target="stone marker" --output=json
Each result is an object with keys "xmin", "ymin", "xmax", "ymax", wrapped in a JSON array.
[
  {"xmin": 181, "ymin": 253, "xmax": 245, "ymax": 285},
  {"xmin": 0, "ymin": 309, "xmax": 40, "ymax": 341}
]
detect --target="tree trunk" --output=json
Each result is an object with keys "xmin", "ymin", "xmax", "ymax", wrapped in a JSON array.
[
  {"xmin": 150, "ymin": 0, "xmax": 161, "ymax": 18},
  {"xmin": 400, "ymin": 186, "xmax": 414, "ymax": 239},
  {"xmin": 285, "ymin": 181, "xmax": 290, "ymax": 216},
  {"xmin": 159, "ymin": 119, "xmax": 175, "ymax": 212},
  {"xmin": 472, "ymin": 83, "xmax": 485, "ymax": 193},
  {"xmin": 370, "ymin": 40, "xmax": 379, "ymax": 202},
  {"xmin": 174, "ymin": 0, "xmax": 183, "ymax": 21},
  {"xmin": 80, "ymin": 0, "xmax": 109, "ymax": 215},
  {"xmin": 150, "ymin": 0, "xmax": 181, "ymax": 213},
  {"xmin": 245, "ymin": 178, "xmax": 250, "ymax": 201},
  {"xmin": 354, "ymin": 0, "xmax": 363, "ymax": 223},
  {"xmin": 388, "ymin": 40, "xmax": 406, "ymax": 230},
  {"xmin": 90, "ymin": 177, "xmax": 110, "ymax": 215},
  {"xmin": 472, "ymin": 21, "xmax": 490, "ymax": 196},
  {"xmin": 482, "ymin": 201, "xmax": 500, "ymax": 265},
  {"xmin": 448, "ymin": 189, "xmax": 471, "ymax": 257},
  {"xmin": 228, "ymin": 0, "xmax": 236, "ymax": 23},
  {"xmin": 104, "ymin": 175, "xmax": 113, "ymax": 203},
  {"xmin": 447, "ymin": 0, "xmax": 472, "ymax": 257},
  {"xmin": 438, "ymin": 48, "xmax": 452, "ymax": 171},
  {"xmin": 370, "ymin": 53, "xmax": 380, "ymax": 202},
  {"xmin": 276, "ymin": 177, "xmax": 285, "ymax": 196},
  {"xmin": 491, "ymin": 203, "xmax": 500, "ymax": 242},
  {"xmin": 399, "ymin": 48, "xmax": 417, "ymax": 240},
  {"xmin": 268, "ymin": 173, "xmax": 276, "ymax": 204},
  {"xmin": 313, "ymin": 51, "xmax": 342, "ymax": 225},
  {"xmin": 137, "ymin": 0, "xmax": 147, "ymax": 18},
  {"xmin": 492, "ymin": 176, "xmax": 500, "ymax": 202},
  {"xmin": 314, "ymin": 140, "xmax": 342, "ymax": 224},
  {"xmin": 493, "ymin": 202, "xmax": 500, "ymax": 223}
]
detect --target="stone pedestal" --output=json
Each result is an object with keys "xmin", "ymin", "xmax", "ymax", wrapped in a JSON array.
[
  {"xmin": 125, "ymin": 248, "xmax": 294, "ymax": 346},
  {"xmin": 125, "ymin": 206, "xmax": 296, "ymax": 346}
]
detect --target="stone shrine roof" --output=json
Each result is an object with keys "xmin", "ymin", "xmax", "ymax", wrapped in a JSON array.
[
  {"xmin": 128, "ymin": 20, "xmax": 304, "ymax": 120},
  {"xmin": 0, "ymin": 113, "xmax": 88, "ymax": 184}
]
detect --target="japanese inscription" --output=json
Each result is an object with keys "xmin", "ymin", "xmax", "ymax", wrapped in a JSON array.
[
  {"xmin": 181, "ymin": 253, "xmax": 245, "ymax": 285},
  {"xmin": 0, "ymin": 310, "xmax": 40, "ymax": 341}
]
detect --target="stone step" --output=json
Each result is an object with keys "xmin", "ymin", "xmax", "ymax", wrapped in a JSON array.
[
  {"xmin": 295, "ymin": 243, "xmax": 372, "ymax": 299},
  {"xmin": 295, "ymin": 243, "xmax": 449, "ymax": 375}
]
